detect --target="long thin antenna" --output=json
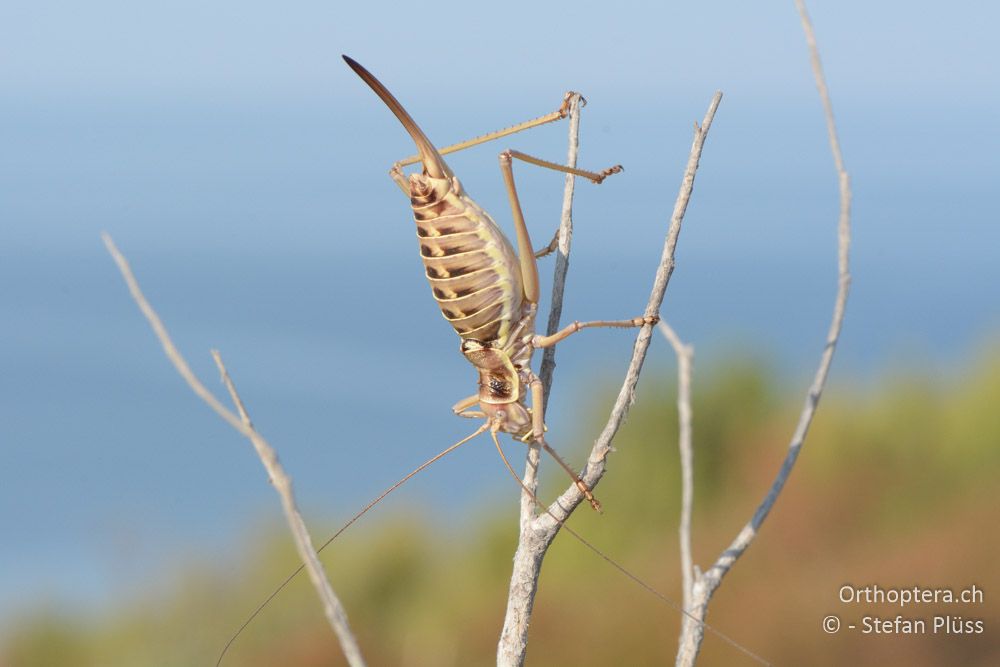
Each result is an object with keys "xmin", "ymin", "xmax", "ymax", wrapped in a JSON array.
[
  {"xmin": 216, "ymin": 423, "xmax": 488, "ymax": 666},
  {"xmin": 488, "ymin": 431, "xmax": 772, "ymax": 666},
  {"xmin": 221, "ymin": 423, "xmax": 770, "ymax": 665}
]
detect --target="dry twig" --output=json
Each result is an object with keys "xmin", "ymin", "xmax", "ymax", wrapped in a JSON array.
[
  {"xmin": 673, "ymin": 1, "xmax": 852, "ymax": 664},
  {"xmin": 657, "ymin": 321, "xmax": 695, "ymax": 613},
  {"xmin": 102, "ymin": 234, "xmax": 366, "ymax": 667},
  {"xmin": 498, "ymin": 91, "xmax": 723, "ymax": 666}
]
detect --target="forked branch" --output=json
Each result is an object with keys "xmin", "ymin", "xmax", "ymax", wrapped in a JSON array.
[
  {"xmin": 102, "ymin": 234, "xmax": 366, "ymax": 667},
  {"xmin": 498, "ymin": 91, "xmax": 723, "ymax": 666},
  {"xmin": 673, "ymin": 1, "xmax": 852, "ymax": 664}
]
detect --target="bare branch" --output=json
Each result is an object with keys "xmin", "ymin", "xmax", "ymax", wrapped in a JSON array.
[
  {"xmin": 538, "ymin": 93, "xmax": 583, "ymax": 401},
  {"xmin": 519, "ymin": 92, "xmax": 585, "ymax": 537},
  {"xmin": 675, "ymin": 1, "xmax": 852, "ymax": 663},
  {"xmin": 657, "ymin": 321, "xmax": 695, "ymax": 611},
  {"xmin": 498, "ymin": 91, "xmax": 723, "ymax": 667},
  {"xmin": 499, "ymin": 92, "xmax": 583, "ymax": 662},
  {"xmin": 552, "ymin": 90, "xmax": 721, "ymax": 524},
  {"xmin": 101, "ymin": 234, "xmax": 366, "ymax": 667}
]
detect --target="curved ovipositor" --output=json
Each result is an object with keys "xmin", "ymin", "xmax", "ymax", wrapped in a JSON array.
[{"xmin": 343, "ymin": 55, "xmax": 528, "ymax": 348}]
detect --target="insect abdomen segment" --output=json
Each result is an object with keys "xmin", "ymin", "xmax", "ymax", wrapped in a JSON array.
[{"xmin": 410, "ymin": 172, "xmax": 524, "ymax": 345}]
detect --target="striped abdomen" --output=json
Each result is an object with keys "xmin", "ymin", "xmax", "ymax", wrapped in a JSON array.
[
  {"xmin": 339, "ymin": 57, "xmax": 526, "ymax": 347},
  {"xmin": 410, "ymin": 173, "xmax": 523, "ymax": 345}
]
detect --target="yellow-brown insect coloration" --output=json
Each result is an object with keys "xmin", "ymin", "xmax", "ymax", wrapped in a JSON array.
[{"xmin": 344, "ymin": 56, "xmax": 656, "ymax": 510}]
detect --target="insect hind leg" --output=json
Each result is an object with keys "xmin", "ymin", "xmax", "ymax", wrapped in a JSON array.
[
  {"xmin": 395, "ymin": 92, "xmax": 575, "ymax": 169},
  {"xmin": 499, "ymin": 147, "xmax": 624, "ymax": 306}
]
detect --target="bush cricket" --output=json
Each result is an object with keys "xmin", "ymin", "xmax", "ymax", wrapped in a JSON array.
[
  {"xmin": 343, "ymin": 56, "xmax": 656, "ymax": 511},
  {"xmin": 218, "ymin": 57, "xmax": 660, "ymax": 664}
]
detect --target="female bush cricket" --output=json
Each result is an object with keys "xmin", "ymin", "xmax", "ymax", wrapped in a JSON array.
[
  {"xmin": 217, "ymin": 58, "xmax": 662, "ymax": 664},
  {"xmin": 342, "ymin": 55, "xmax": 657, "ymax": 511}
]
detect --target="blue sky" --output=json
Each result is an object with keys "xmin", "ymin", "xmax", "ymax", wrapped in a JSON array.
[
  {"xmin": 1, "ymin": 0, "xmax": 998, "ymax": 626},
  {"xmin": 4, "ymin": 2, "xmax": 997, "ymax": 103}
]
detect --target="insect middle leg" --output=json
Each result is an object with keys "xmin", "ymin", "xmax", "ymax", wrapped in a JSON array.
[{"xmin": 531, "ymin": 315, "xmax": 658, "ymax": 349}]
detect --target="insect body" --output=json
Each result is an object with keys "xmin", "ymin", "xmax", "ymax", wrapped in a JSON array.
[
  {"xmin": 344, "ymin": 56, "xmax": 656, "ymax": 510},
  {"xmin": 215, "ymin": 61, "xmax": 670, "ymax": 665}
]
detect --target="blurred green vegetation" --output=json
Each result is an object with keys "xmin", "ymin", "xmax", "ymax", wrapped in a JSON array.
[{"xmin": 4, "ymin": 346, "xmax": 999, "ymax": 666}]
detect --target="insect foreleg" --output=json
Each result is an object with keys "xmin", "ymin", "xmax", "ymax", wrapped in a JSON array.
[
  {"xmin": 492, "ymin": 426, "xmax": 602, "ymax": 515},
  {"xmin": 525, "ymin": 373, "xmax": 602, "ymax": 512},
  {"xmin": 539, "ymin": 439, "xmax": 602, "ymax": 513}
]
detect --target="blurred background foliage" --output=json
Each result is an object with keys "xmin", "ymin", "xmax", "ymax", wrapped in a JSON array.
[{"xmin": 4, "ymin": 343, "xmax": 999, "ymax": 666}]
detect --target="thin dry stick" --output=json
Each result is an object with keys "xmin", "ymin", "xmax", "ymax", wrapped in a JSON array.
[
  {"xmin": 674, "ymin": 1, "xmax": 852, "ymax": 664},
  {"xmin": 657, "ymin": 321, "xmax": 695, "ymax": 613},
  {"xmin": 538, "ymin": 92, "xmax": 583, "ymax": 400},
  {"xmin": 514, "ymin": 92, "xmax": 585, "ymax": 539},
  {"xmin": 101, "ymin": 234, "xmax": 366, "ymax": 667},
  {"xmin": 498, "ymin": 91, "xmax": 723, "ymax": 667},
  {"xmin": 498, "ymin": 94, "xmax": 583, "ymax": 659}
]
